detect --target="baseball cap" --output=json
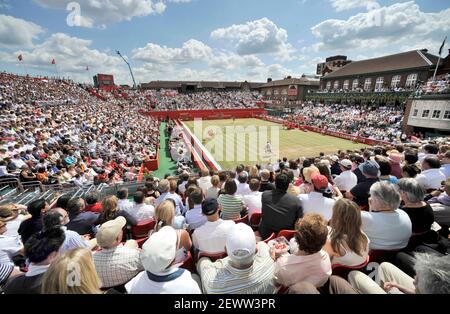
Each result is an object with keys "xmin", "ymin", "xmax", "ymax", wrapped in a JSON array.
[
  {"xmin": 358, "ymin": 160, "xmax": 380, "ymax": 177},
  {"xmin": 330, "ymin": 155, "xmax": 339, "ymax": 162},
  {"xmin": 226, "ymin": 223, "xmax": 256, "ymax": 260},
  {"xmin": 141, "ymin": 226, "xmax": 177, "ymax": 274},
  {"xmin": 202, "ymin": 198, "xmax": 219, "ymax": 216},
  {"xmin": 339, "ymin": 159, "xmax": 353, "ymax": 169},
  {"xmin": 311, "ymin": 174, "xmax": 329, "ymax": 190},
  {"xmin": 96, "ymin": 216, "xmax": 126, "ymax": 248}
]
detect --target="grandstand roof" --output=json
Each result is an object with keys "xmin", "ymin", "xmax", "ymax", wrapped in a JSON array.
[
  {"xmin": 259, "ymin": 77, "xmax": 320, "ymax": 88},
  {"xmin": 323, "ymin": 50, "xmax": 441, "ymax": 79},
  {"xmin": 141, "ymin": 80, "xmax": 264, "ymax": 89}
]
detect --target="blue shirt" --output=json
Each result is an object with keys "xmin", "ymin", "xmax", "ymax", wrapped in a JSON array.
[{"xmin": 155, "ymin": 192, "xmax": 185, "ymax": 216}]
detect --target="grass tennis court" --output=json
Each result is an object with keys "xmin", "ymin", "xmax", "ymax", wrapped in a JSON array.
[{"xmin": 183, "ymin": 118, "xmax": 368, "ymax": 170}]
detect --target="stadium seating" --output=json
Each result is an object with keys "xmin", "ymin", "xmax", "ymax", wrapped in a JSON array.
[{"xmin": 131, "ymin": 218, "xmax": 156, "ymax": 239}]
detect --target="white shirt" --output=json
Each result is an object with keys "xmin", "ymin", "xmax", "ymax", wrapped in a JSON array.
[
  {"xmin": 440, "ymin": 164, "xmax": 450, "ymax": 179},
  {"xmin": 243, "ymin": 191, "xmax": 262, "ymax": 218},
  {"xmin": 0, "ymin": 234, "xmax": 22, "ymax": 265},
  {"xmin": 185, "ymin": 205, "xmax": 207, "ymax": 231},
  {"xmin": 299, "ymin": 192, "xmax": 335, "ymax": 221},
  {"xmin": 236, "ymin": 183, "xmax": 251, "ymax": 196},
  {"xmin": 361, "ymin": 209, "xmax": 412, "ymax": 250},
  {"xmin": 127, "ymin": 203, "xmax": 155, "ymax": 222},
  {"xmin": 192, "ymin": 219, "xmax": 235, "ymax": 254},
  {"xmin": 125, "ymin": 268, "xmax": 201, "ymax": 294},
  {"xmin": 198, "ymin": 176, "xmax": 212, "ymax": 194},
  {"xmin": 333, "ymin": 170, "xmax": 358, "ymax": 192},
  {"xmin": 205, "ymin": 187, "xmax": 220, "ymax": 199},
  {"xmin": 118, "ymin": 199, "xmax": 134, "ymax": 212},
  {"xmin": 415, "ymin": 169, "xmax": 446, "ymax": 190},
  {"xmin": 4, "ymin": 215, "xmax": 25, "ymax": 237}
]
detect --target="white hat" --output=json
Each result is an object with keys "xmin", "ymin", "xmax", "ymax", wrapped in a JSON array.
[
  {"xmin": 226, "ymin": 223, "xmax": 256, "ymax": 260},
  {"xmin": 96, "ymin": 216, "xmax": 126, "ymax": 248},
  {"xmin": 330, "ymin": 155, "xmax": 339, "ymax": 162},
  {"xmin": 141, "ymin": 226, "xmax": 177, "ymax": 274},
  {"xmin": 339, "ymin": 159, "xmax": 353, "ymax": 169}
]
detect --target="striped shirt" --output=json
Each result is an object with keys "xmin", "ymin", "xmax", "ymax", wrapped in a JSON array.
[
  {"xmin": 197, "ymin": 242, "xmax": 276, "ymax": 294},
  {"xmin": 218, "ymin": 194, "xmax": 244, "ymax": 220},
  {"xmin": 0, "ymin": 263, "xmax": 14, "ymax": 285}
]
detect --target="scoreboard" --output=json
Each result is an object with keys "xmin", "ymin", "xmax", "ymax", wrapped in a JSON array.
[{"xmin": 94, "ymin": 74, "xmax": 115, "ymax": 88}]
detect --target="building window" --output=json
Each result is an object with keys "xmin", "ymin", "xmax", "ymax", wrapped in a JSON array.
[
  {"xmin": 444, "ymin": 111, "xmax": 450, "ymax": 119},
  {"xmin": 343, "ymin": 80, "xmax": 349, "ymax": 90},
  {"xmin": 326, "ymin": 81, "xmax": 331, "ymax": 90},
  {"xmin": 274, "ymin": 89, "xmax": 279, "ymax": 95},
  {"xmin": 282, "ymin": 89, "xmax": 287, "ymax": 95},
  {"xmin": 333, "ymin": 81, "xmax": 339, "ymax": 90},
  {"xmin": 391, "ymin": 75, "xmax": 401, "ymax": 88},
  {"xmin": 267, "ymin": 89, "xmax": 272, "ymax": 95},
  {"xmin": 405, "ymin": 73, "xmax": 418, "ymax": 88},
  {"xmin": 352, "ymin": 79, "xmax": 359, "ymax": 90},
  {"xmin": 422, "ymin": 110, "xmax": 430, "ymax": 118},
  {"xmin": 432, "ymin": 110, "xmax": 441, "ymax": 119},
  {"xmin": 375, "ymin": 77, "xmax": 384, "ymax": 91},
  {"xmin": 364, "ymin": 78, "xmax": 372, "ymax": 91},
  {"xmin": 412, "ymin": 109, "xmax": 418, "ymax": 117}
]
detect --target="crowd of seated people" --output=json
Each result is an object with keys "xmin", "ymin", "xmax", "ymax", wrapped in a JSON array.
[
  {"xmin": 0, "ymin": 73, "xmax": 160, "ymax": 187},
  {"xmin": 284, "ymin": 103, "xmax": 404, "ymax": 142},
  {"xmin": 1, "ymin": 137, "xmax": 449, "ymax": 295}
]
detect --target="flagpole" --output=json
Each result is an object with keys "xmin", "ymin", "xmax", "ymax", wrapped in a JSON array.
[{"xmin": 433, "ymin": 36, "xmax": 447, "ymax": 82}]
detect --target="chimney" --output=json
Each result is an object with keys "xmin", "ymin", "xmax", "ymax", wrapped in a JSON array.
[
  {"xmin": 421, "ymin": 49, "xmax": 428, "ymax": 53},
  {"xmin": 286, "ymin": 76, "xmax": 292, "ymax": 79},
  {"xmin": 267, "ymin": 78, "xmax": 272, "ymax": 83}
]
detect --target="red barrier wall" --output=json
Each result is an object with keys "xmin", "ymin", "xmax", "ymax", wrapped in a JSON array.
[
  {"xmin": 173, "ymin": 120, "xmax": 208, "ymax": 171},
  {"xmin": 142, "ymin": 108, "xmax": 267, "ymax": 120}
]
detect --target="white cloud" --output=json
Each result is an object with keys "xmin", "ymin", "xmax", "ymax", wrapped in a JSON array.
[
  {"xmin": 0, "ymin": 15, "xmax": 45, "ymax": 49},
  {"xmin": 4, "ymin": 32, "xmax": 131, "ymax": 83},
  {"xmin": 329, "ymin": 0, "xmax": 379, "ymax": 12},
  {"xmin": 33, "ymin": 0, "xmax": 167, "ymax": 28},
  {"xmin": 132, "ymin": 39, "xmax": 212, "ymax": 64},
  {"xmin": 311, "ymin": 1, "xmax": 450, "ymax": 55},
  {"xmin": 211, "ymin": 17, "xmax": 296, "ymax": 61}
]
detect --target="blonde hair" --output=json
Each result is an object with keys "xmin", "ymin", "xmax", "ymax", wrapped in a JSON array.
[
  {"xmin": 154, "ymin": 200, "xmax": 175, "ymax": 232},
  {"xmin": 41, "ymin": 248, "xmax": 102, "ymax": 294},
  {"xmin": 210, "ymin": 175, "xmax": 220, "ymax": 187},
  {"xmin": 101, "ymin": 195, "xmax": 119, "ymax": 222},
  {"xmin": 249, "ymin": 166, "xmax": 259, "ymax": 178}
]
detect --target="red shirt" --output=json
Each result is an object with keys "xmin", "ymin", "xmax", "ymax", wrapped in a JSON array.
[{"xmin": 84, "ymin": 203, "xmax": 102, "ymax": 213}]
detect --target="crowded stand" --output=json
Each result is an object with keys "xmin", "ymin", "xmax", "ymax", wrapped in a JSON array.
[
  {"xmin": 1, "ymin": 72, "xmax": 450, "ymax": 295},
  {"xmin": 286, "ymin": 103, "xmax": 404, "ymax": 142}
]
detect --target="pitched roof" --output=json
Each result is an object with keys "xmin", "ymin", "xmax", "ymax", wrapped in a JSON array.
[
  {"xmin": 323, "ymin": 50, "xmax": 440, "ymax": 79},
  {"xmin": 259, "ymin": 77, "xmax": 320, "ymax": 88},
  {"xmin": 141, "ymin": 80, "xmax": 264, "ymax": 89}
]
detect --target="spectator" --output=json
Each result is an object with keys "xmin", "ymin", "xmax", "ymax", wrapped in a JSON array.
[
  {"xmin": 116, "ymin": 188, "xmax": 133, "ymax": 212},
  {"xmin": 0, "ymin": 203, "xmax": 29, "ymax": 237},
  {"xmin": 333, "ymin": 159, "xmax": 358, "ymax": 193},
  {"xmin": 259, "ymin": 173, "xmax": 303, "ymax": 239},
  {"xmin": 415, "ymin": 157, "xmax": 446, "ymax": 191},
  {"xmin": 376, "ymin": 156, "xmax": 398, "ymax": 184},
  {"xmin": 4, "ymin": 227, "xmax": 65, "ymax": 294},
  {"xmin": 43, "ymin": 208, "xmax": 92, "ymax": 254},
  {"xmin": 197, "ymin": 223, "xmax": 276, "ymax": 294},
  {"xmin": 218, "ymin": 179, "xmax": 245, "ymax": 220},
  {"xmin": 259, "ymin": 169, "xmax": 275, "ymax": 192},
  {"xmin": 99, "ymin": 195, "xmax": 137, "ymax": 227},
  {"xmin": 0, "ymin": 219, "xmax": 23, "ymax": 266},
  {"xmin": 243, "ymin": 178, "xmax": 262, "ymax": 219},
  {"xmin": 0, "ymin": 263, "xmax": 23, "ymax": 292},
  {"xmin": 152, "ymin": 200, "xmax": 191, "ymax": 251},
  {"xmin": 41, "ymin": 248, "xmax": 105, "ymax": 294},
  {"xmin": 299, "ymin": 174, "xmax": 335, "ymax": 221},
  {"xmin": 387, "ymin": 150, "xmax": 403, "ymax": 179},
  {"xmin": 125, "ymin": 226, "xmax": 201, "ymax": 294},
  {"xmin": 127, "ymin": 191, "xmax": 155, "ymax": 223},
  {"xmin": 18, "ymin": 199, "xmax": 48, "ymax": 244},
  {"xmin": 93, "ymin": 216, "xmax": 143, "ymax": 289},
  {"xmin": 66, "ymin": 198, "xmax": 100, "ymax": 236},
  {"xmin": 155, "ymin": 179, "xmax": 185, "ymax": 216},
  {"xmin": 84, "ymin": 192, "xmax": 102, "ymax": 214},
  {"xmin": 397, "ymin": 178, "xmax": 434, "ymax": 234},
  {"xmin": 427, "ymin": 178, "xmax": 450, "ymax": 228},
  {"xmin": 348, "ymin": 253, "xmax": 450, "ymax": 294},
  {"xmin": 198, "ymin": 169, "xmax": 212, "ymax": 195},
  {"xmin": 440, "ymin": 151, "xmax": 450, "ymax": 178},
  {"xmin": 402, "ymin": 164, "xmax": 421, "ymax": 178},
  {"xmin": 236, "ymin": 172, "xmax": 250, "ymax": 196},
  {"xmin": 185, "ymin": 187, "xmax": 207, "ymax": 231},
  {"xmin": 299, "ymin": 166, "xmax": 320, "ymax": 194},
  {"xmin": 346, "ymin": 160, "xmax": 380, "ymax": 207},
  {"xmin": 192, "ymin": 198, "xmax": 235, "ymax": 254},
  {"xmin": 362, "ymin": 182, "xmax": 412, "ymax": 250},
  {"xmin": 274, "ymin": 213, "xmax": 331, "ymax": 288},
  {"xmin": 205, "ymin": 175, "xmax": 221, "ymax": 199},
  {"xmin": 324, "ymin": 199, "xmax": 369, "ymax": 266}
]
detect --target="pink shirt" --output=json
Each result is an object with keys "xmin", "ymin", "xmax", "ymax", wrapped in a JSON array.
[{"xmin": 275, "ymin": 249, "xmax": 331, "ymax": 287}]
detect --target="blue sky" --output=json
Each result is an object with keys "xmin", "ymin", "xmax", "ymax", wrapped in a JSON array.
[{"xmin": 0, "ymin": 0, "xmax": 449, "ymax": 84}]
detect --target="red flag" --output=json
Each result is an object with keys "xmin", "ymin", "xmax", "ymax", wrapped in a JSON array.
[
  {"xmin": 51, "ymin": 59, "xmax": 56, "ymax": 65},
  {"xmin": 18, "ymin": 54, "xmax": 23, "ymax": 61}
]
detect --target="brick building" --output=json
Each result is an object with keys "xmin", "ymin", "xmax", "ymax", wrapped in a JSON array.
[{"xmin": 257, "ymin": 75, "xmax": 320, "ymax": 102}]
